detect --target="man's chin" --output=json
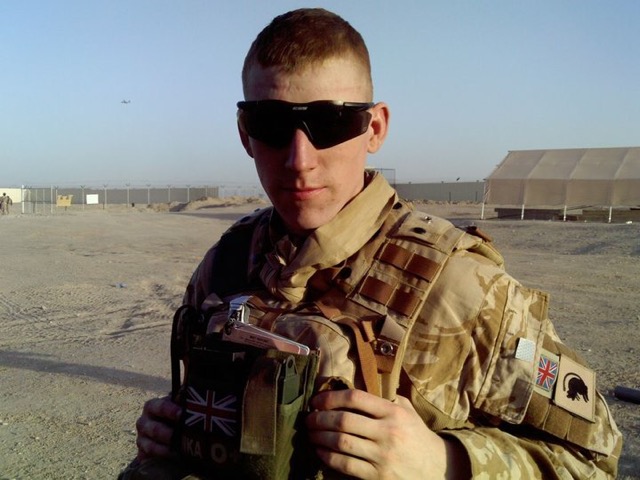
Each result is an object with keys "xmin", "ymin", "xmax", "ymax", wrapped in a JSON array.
[{"xmin": 280, "ymin": 209, "xmax": 336, "ymax": 235}]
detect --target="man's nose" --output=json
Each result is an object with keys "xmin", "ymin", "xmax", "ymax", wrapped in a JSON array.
[{"xmin": 285, "ymin": 128, "xmax": 319, "ymax": 171}]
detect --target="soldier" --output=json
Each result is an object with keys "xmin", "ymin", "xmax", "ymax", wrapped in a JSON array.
[
  {"xmin": 124, "ymin": 8, "xmax": 621, "ymax": 479},
  {"xmin": 0, "ymin": 192, "xmax": 13, "ymax": 215}
]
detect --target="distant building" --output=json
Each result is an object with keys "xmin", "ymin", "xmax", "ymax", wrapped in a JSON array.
[{"xmin": 483, "ymin": 147, "xmax": 640, "ymax": 221}]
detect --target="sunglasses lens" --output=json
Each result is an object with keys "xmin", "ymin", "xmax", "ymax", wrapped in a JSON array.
[
  {"xmin": 238, "ymin": 104, "xmax": 294, "ymax": 148},
  {"xmin": 238, "ymin": 101, "xmax": 372, "ymax": 149},
  {"xmin": 304, "ymin": 104, "xmax": 372, "ymax": 149}
]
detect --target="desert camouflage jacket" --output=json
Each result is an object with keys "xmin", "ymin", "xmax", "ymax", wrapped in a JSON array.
[{"xmin": 184, "ymin": 197, "xmax": 622, "ymax": 479}]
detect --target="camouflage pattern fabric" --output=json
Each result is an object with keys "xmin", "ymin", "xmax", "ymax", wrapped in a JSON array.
[
  {"xmin": 400, "ymin": 238, "xmax": 622, "ymax": 478},
  {"xmin": 177, "ymin": 178, "xmax": 621, "ymax": 478}
]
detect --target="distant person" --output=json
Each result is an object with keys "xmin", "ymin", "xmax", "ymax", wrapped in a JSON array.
[
  {"xmin": 0, "ymin": 193, "xmax": 12, "ymax": 215},
  {"xmin": 121, "ymin": 8, "xmax": 621, "ymax": 479}
]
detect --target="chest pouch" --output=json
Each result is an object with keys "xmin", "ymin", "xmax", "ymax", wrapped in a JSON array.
[{"xmin": 170, "ymin": 303, "xmax": 320, "ymax": 479}]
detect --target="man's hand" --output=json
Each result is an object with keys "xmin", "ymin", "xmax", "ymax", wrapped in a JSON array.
[
  {"xmin": 305, "ymin": 389, "xmax": 470, "ymax": 480},
  {"xmin": 135, "ymin": 396, "xmax": 182, "ymax": 461}
]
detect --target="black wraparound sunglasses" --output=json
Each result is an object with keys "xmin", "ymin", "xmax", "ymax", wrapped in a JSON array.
[{"xmin": 237, "ymin": 100, "xmax": 374, "ymax": 149}]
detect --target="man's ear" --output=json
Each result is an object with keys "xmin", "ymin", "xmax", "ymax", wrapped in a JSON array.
[
  {"xmin": 367, "ymin": 102, "xmax": 390, "ymax": 154},
  {"xmin": 237, "ymin": 122, "xmax": 255, "ymax": 158}
]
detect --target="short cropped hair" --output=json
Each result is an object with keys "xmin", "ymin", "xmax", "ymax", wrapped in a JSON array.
[{"xmin": 242, "ymin": 8, "xmax": 373, "ymax": 98}]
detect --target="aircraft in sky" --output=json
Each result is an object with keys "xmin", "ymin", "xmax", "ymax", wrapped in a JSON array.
[{"xmin": 121, "ymin": 100, "xmax": 131, "ymax": 104}]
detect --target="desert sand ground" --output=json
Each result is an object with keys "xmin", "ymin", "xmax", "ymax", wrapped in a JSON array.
[{"xmin": 0, "ymin": 199, "xmax": 638, "ymax": 479}]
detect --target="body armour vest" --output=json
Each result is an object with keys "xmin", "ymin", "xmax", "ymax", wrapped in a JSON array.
[
  {"xmin": 169, "ymin": 201, "xmax": 505, "ymax": 479},
  {"xmin": 199, "ymin": 201, "xmax": 503, "ymax": 399}
]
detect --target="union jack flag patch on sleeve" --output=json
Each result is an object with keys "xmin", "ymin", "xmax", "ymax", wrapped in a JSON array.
[{"xmin": 534, "ymin": 349, "xmax": 559, "ymax": 399}]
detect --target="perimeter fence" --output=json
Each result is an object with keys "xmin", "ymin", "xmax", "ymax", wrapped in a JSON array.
[
  {"xmin": 17, "ymin": 184, "xmax": 267, "ymax": 214},
  {"xmin": 395, "ymin": 181, "xmax": 485, "ymax": 202},
  {"xmin": 8, "ymin": 179, "xmax": 488, "ymax": 214}
]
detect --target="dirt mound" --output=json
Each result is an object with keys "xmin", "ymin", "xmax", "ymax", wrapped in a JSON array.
[{"xmin": 169, "ymin": 195, "xmax": 267, "ymax": 212}]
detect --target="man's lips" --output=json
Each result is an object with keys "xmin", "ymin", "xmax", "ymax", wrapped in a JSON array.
[{"xmin": 284, "ymin": 186, "xmax": 324, "ymax": 200}]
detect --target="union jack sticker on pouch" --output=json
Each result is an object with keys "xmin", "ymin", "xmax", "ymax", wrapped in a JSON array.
[
  {"xmin": 534, "ymin": 349, "xmax": 559, "ymax": 399},
  {"xmin": 184, "ymin": 386, "xmax": 237, "ymax": 436}
]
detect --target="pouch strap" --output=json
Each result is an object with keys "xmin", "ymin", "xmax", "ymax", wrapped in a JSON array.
[
  {"xmin": 171, "ymin": 305, "xmax": 198, "ymax": 400},
  {"xmin": 335, "ymin": 317, "xmax": 381, "ymax": 397},
  {"xmin": 240, "ymin": 355, "xmax": 281, "ymax": 455}
]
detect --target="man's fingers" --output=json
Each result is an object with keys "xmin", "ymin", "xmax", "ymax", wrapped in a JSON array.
[
  {"xmin": 135, "ymin": 413, "xmax": 175, "ymax": 444},
  {"xmin": 307, "ymin": 423, "xmax": 378, "ymax": 460},
  {"xmin": 135, "ymin": 396, "xmax": 182, "ymax": 460},
  {"xmin": 306, "ymin": 390, "xmax": 432, "ymax": 478},
  {"xmin": 307, "ymin": 407, "xmax": 377, "ymax": 439},
  {"xmin": 142, "ymin": 396, "xmax": 182, "ymax": 421},
  {"xmin": 310, "ymin": 388, "xmax": 393, "ymax": 418},
  {"xmin": 314, "ymin": 445, "xmax": 378, "ymax": 480},
  {"xmin": 136, "ymin": 434, "xmax": 172, "ymax": 460}
]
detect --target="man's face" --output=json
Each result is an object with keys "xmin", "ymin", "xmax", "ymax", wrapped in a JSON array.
[{"xmin": 239, "ymin": 57, "xmax": 388, "ymax": 235}]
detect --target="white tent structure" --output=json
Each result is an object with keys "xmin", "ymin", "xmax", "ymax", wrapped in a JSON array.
[{"xmin": 482, "ymin": 147, "xmax": 640, "ymax": 221}]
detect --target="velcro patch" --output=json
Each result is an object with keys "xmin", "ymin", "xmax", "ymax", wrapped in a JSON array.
[
  {"xmin": 515, "ymin": 337, "xmax": 536, "ymax": 363},
  {"xmin": 554, "ymin": 355, "xmax": 596, "ymax": 422}
]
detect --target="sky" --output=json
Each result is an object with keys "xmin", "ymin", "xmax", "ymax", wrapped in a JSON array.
[{"xmin": 1, "ymin": 1, "xmax": 639, "ymax": 188}]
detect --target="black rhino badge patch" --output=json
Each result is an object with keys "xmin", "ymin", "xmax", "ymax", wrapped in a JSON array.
[{"xmin": 554, "ymin": 354, "xmax": 596, "ymax": 422}]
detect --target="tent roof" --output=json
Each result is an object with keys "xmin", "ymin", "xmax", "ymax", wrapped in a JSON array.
[{"xmin": 484, "ymin": 147, "xmax": 640, "ymax": 207}]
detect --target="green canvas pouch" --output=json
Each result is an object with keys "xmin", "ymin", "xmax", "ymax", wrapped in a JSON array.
[{"xmin": 170, "ymin": 305, "xmax": 319, "ymax": 480}]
